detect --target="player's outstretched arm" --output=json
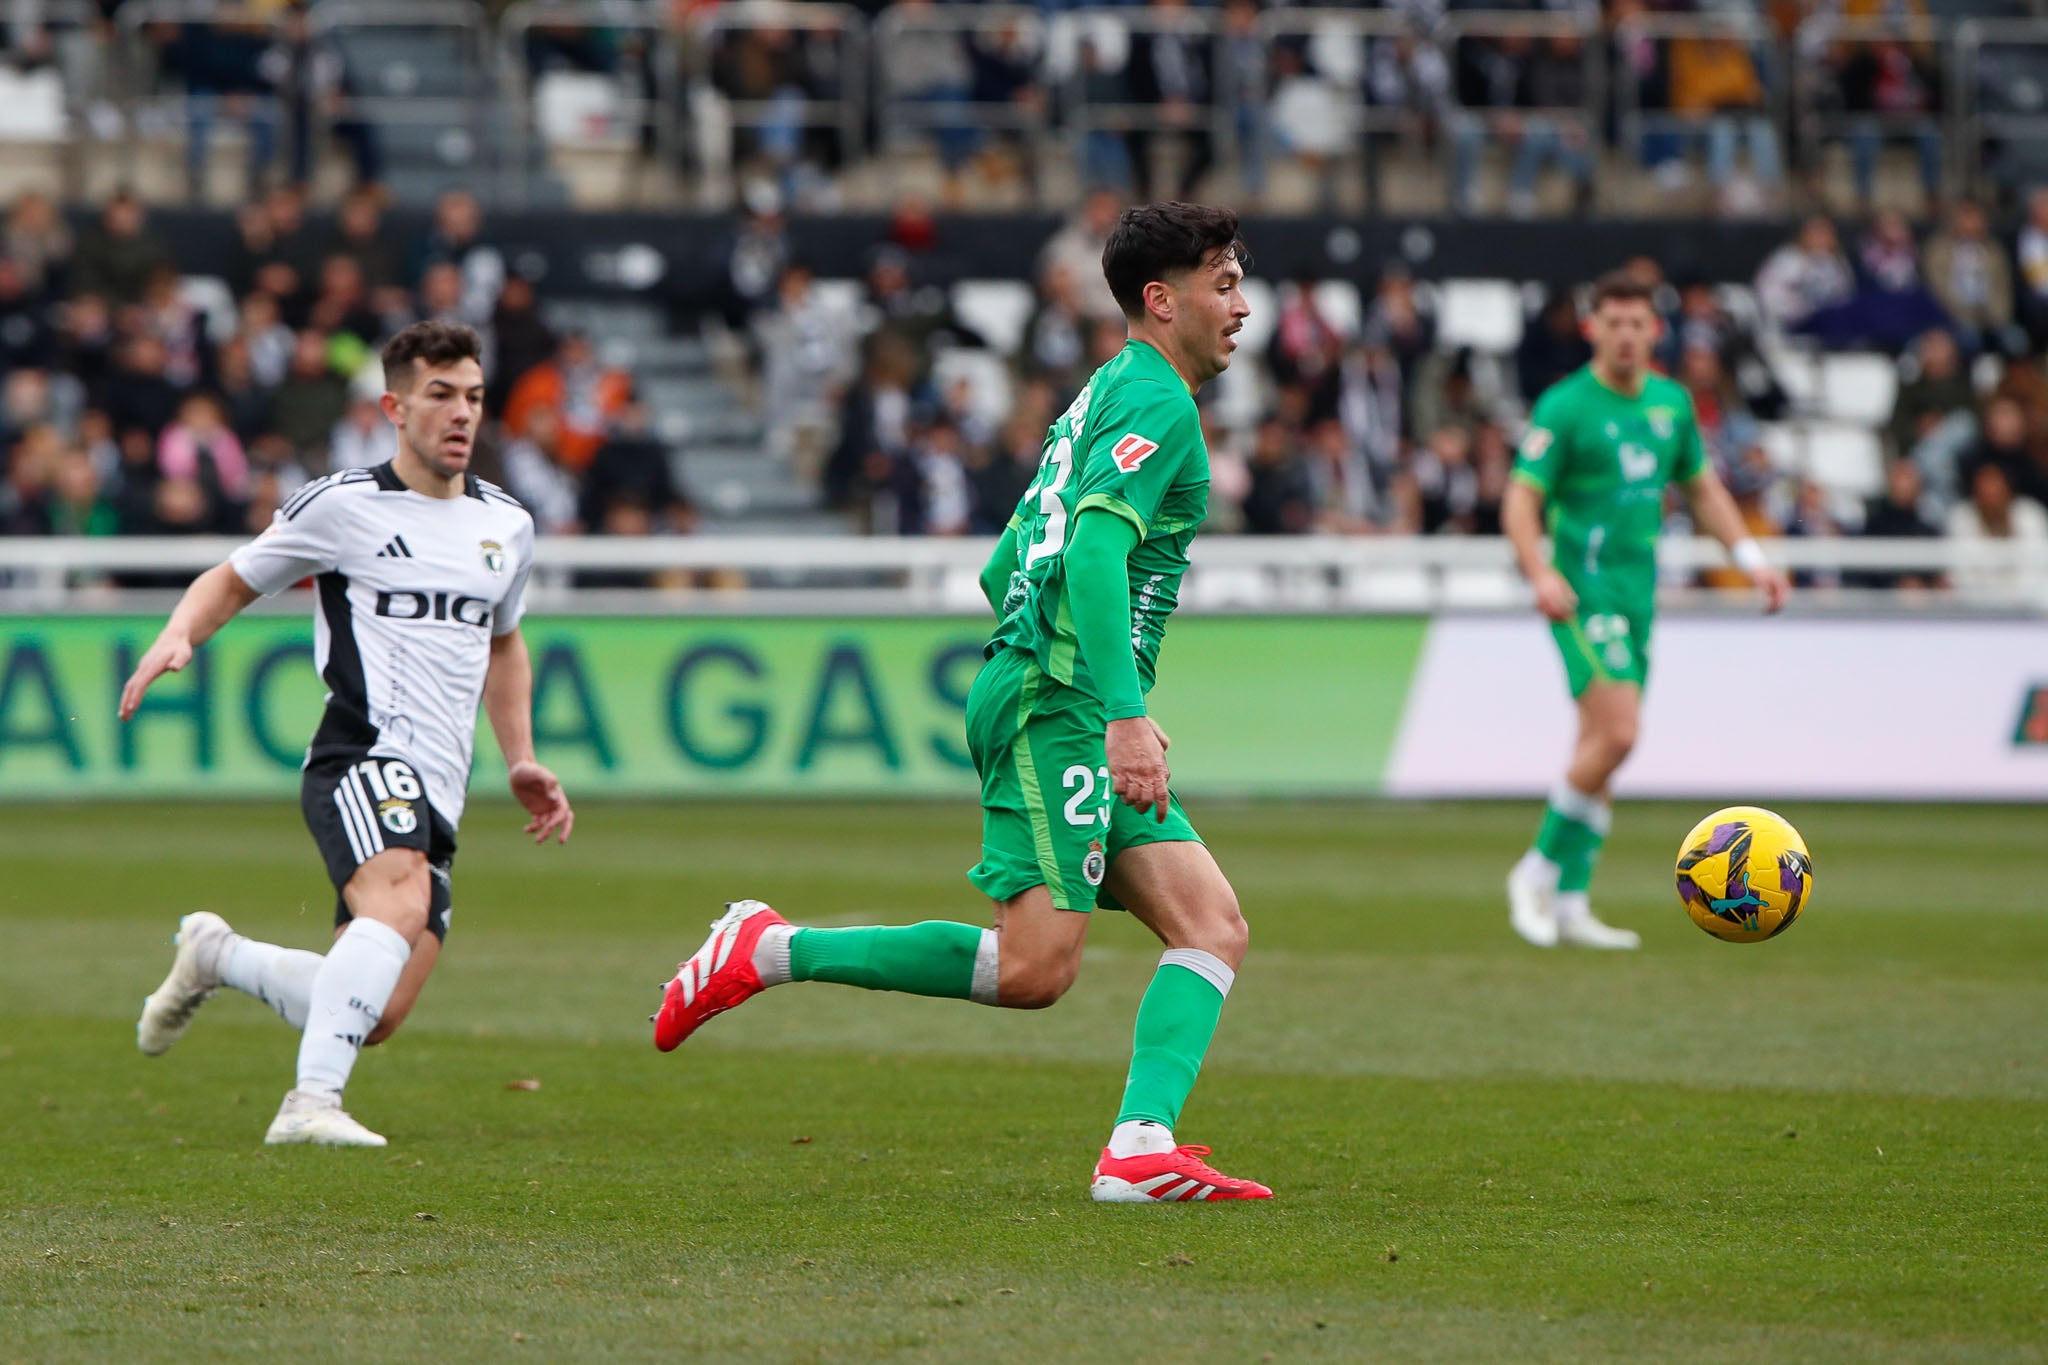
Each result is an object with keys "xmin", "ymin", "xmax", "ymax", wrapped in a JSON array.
[
  {"xmin": 978, "ymin": 522, "xmax": 1020, "ymax": 618},
  {"xmin": 1683, "ymin": 470, "xmax": 1791, "ymax": 613},
  {"xmin": 483, "ymin": 627, "xmax": 574, "ymax": 844},
  {"xmin": 118, "ymin": 563, "xmax": 261, "ymax": 720},
  {"xmin": 1066, "ymin": 508, "xmax": 1169, "ymax": 821},
  {"xmin": 1502, "ymin": 480, "xmax": 1577, "ymax": 622}
]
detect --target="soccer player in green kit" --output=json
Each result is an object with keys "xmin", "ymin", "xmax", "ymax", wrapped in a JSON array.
[
  {"xmin": 652, "ymin": 203, "xmax": 1270, "ymax": 1202},
  {"xmin": 1505, "ymin": 271, "xmax": 1790, "ymax": 948}
]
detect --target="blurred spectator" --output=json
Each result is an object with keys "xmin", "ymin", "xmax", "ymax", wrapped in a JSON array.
[
  {"xmin": 972, "ymin": 407, "xmax": 1043, "ymax": 535},
  {"xmin": 1452, "ymin": 34, "xmax": 1592, "ymax": 219},
  {"xmin": 57, "ymin": 294, "xmax": 116, "ymax": 412},
  {"xmin": 1267, "ymin": 279, "xmax": 1346, "ymax": 419},
  {"xmin": 1269, "ymin": 44, "xmax": 1349, "ymax": 211},
  {"xmin": 45, "ymin": 447, "xmax": 117, "ymax": 536},
  {"xmin": 502, "ymin": 332, "xmax": 632, "ymax": 472},
  {"xmin": 1037, "ymin": 190, "xmax": 1126, "ymax": 327},
  {"xmin": 824, "ymin": 331, "xmax": 921, "ymax": 518},
  {"xmin": 501, "ymin": 406, "xmax": 581, "ymax": 535},
  {"xmin": 1412, "ymin": 423, "xmax": 1482, "ymax": 533},
  {"xmin": 1783, "ymin": 479, "xmax": 1844, "ymax": 587},
  {"xmin": 3, "ymin": 369, "xmax": 81, "ymax": 449},
  {"xmin": 755, "ymin": 263, "xmax": 857, "ymax": 485},
  {"xmin": 887, "ymin": 0, "xmax": 979, "ymax": 207},
  {"xmin": 1855, "ymin": 459, "xmax": 1944, "ymax": 589},
  {"xmin": 1887, "ymin": 328, "xmax": 1974, "ymax": 471},
  {"xmin": 2020, "ymin": 186, "xmax": 2048, "ymax": 348},
  {"xmin": 214, "ymin": 337, "xmax": 272, "ymax": 444},
  {"xmin": 1923, "ymin": 202, "xmax": 2019, "ymax": 357},
  {"xmin": 1792, "ymin": 212, "xmax": 1946, "ymax": 352},
  {"xmin": 1241, "ymin": 418, "xmax": 1316, "ymax": 534},
  {"xmin": 1303, "ymin": 418, "xmax": 1380, "ymax": 534},
  {"xmin": 1364, "ymin": 265, "xmax": 1436, "ymax": 393},
  {"xmin": 966, "ymin": 14, "xmax": 1046, "ymax": 195},
  {"xmin": 1960, "ymin": 395, "xmax": 2044, "ymax": 508},
  {"xmin": 73, "ymin": 193, "xmax": 170, "ymax": 308},
  {"xmin": 707, "ymin": 183, "xmax": 789, "ymax": 336},
  {"xmin": 1947, "ymin": 463, "xmax": 2048, "ymax": 596},
  {"xmin": 0, "ymin": 257, "xmax": 53, "ymax": 373},
  {"xmin": 307, "ymin": 254, "xmax": 382, "ymax": 351},
  {"xmin": 1218, "ymin": 0, "xmax": 1270, "ymax": 206},
  {"xmin": 324, "ymin": 188, "xmax": 405, "ymax": 303},
  {"xmin": 1658, "ymin": 278, "xmax": 1787, "ymax": 419},
  {"xmin": 139, "ymin": 264, "xmax": 213, "ymax": 390},
  {"xmin": 1335, "ymin": 339, "xmax": 1405, "ymax": 501},
  {"xmin": 1677, "ymin": 344, "xmax": 1757, "ymax": 476},
  {"xmin": 269, "ymin": 328, "xmax": 350, "ymax": 467},
  {"xmin": 5, "ymin": 191, "xmax": 71, "ymax": 299},
  {"xmin": 1833, "ymin": 35, "xmax": 1942, "ymax": 214},
  {"xmin": 156, "ymin": 393, "xmax": 248, "ymax": 529},
  {"xmin": 413, "ymin": 190, "xmax": 506, "ymax": 327},
  {"xmin": 1020, "ymin": 259, "xmax": 1092, "ymax": 402},
  {"xmin": 158, "ymin": 14, "xmax": 280, "ymax": 201},
  {"xmin": 232, "ymin": 186, "xmax": 322, "ymax": 322},
  {"xmin": 489, "ymin": 273, "xmax": 556, "ymax": 415},
  {"xmin": 328, "ymin": 395, "xmax": 398, "ymax": 473},
  {"xmin": 1668, "ymin": 32, "xmax": 1783, "ymax": 215},
  {"xmin": 862, "ymin": 246, "xmax": 984, "ymax": 380},
  {"xmin": 1123, "ymin": 0, "xmax": 1216, "ymax": 204},
  {"xmin": 1518, "ymin": 288, "xmax": 1590, "ymax": 400},
  {"xmin": 1471, "ymin": 422, "xmax": 1512, "ymax": 536},
  {"xmin": 580, "ymin": 398, "xmax": 691, "ymax": 536},
  {"xmin": 0, "ymin": 425, "xmax": 61, "ymax": 535},
  {"xmin": 239, "ymin": 291, "xmax": 295, "ymax": 389},
  {"xmin": 908, "ymin": 413, "xmax": 974, "ymax": 536},
  {"xmin": 107, "ymin": 335, "xmax": 183, "ymax": 442},
  {"xmin": 1755, "ymin": 215, "xmax": 1854, "ymax": 333},
  {"xmin": 1410, "ymin": 347, "xmax": 1497, "ymax": 441}
]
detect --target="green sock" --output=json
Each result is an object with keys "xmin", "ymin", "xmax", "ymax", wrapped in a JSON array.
[
  {"xmin": 1559, "ymin": 824, "xmax": 1607, "ymax": 894},
  {"xmin": 1114, "ymin": 952, "xmax": 1234, "ymax": 1129},
  {"xmin": 788, "ymin": 922, "xmax": 993, "ymax": 1001}
]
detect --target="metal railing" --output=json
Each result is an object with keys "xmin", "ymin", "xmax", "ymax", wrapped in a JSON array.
[
  {"xmin": 1791, "ymin": 14, "xmax": 1950, "ymax": 203},
  {"xmin": 499, "ymin": 0, "xmax": 684, "ymax": 208},
  {"xmin": 1613, "ymin": 11, "xmax": 1789, "ymax": 186},
  {"xmin": 1443, "ymin": 8, "xmax": 1605, "ymax": 215},
  {"xmin": 2, "ymin": 536, "xmax": 2041, "ymax": 615},
  {"xmin": 112, "ymin": 0, "xmax": 290, "ymax": 202},
  {"xmin": 1954, "ymin": 18, "xmax": 2048, "ymax": 196},
  {"xmin": 690, "ymin": 1, "xmax": 866, "ymax": 171}
]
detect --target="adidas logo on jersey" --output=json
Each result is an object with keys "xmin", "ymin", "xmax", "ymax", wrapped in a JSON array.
[{"xmin": 375, "ymin": 536, "xmax": 415, "ymax": 559}]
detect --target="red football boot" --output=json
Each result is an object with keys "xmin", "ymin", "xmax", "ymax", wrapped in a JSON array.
[
  {"xmin": 653, "ymin": 900, "xmax": 788, "ymax": 1052},
  {"xmin": 1090, "ymin": 1144, "xmax": 1274, "ymax": 1202}
]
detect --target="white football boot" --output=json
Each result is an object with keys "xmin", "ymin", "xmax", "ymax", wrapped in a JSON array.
[
  {"xmin": 1506, "ymin": 853, "xmax": 1560, "ymax": 948},
  {"xmin": 137, "ymin": 911, "xmax": 234, "ymax": 1055},
  {"xmin": 1554, "ymin": 894, "xmax": 1641, "ymax": 951},
  {"xmin": 263, "ymin": 1089, "xmax": 387, "ymax": 1147}
]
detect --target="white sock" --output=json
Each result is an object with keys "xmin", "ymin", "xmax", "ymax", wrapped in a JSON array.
[
  {"xmin": 294, "ymin": 919, "xmax": 410, "ymax": 1097},
  {"xmin": 219, "ymin": 935, "xmax": 323, "ymax": 1030},
  {"xmin": 1549, "ymin": 782, "xmax": 1612, "ymax": 834},
  {"xmin": 969, "ymin": 928, "xmax": 999, "ymax": 1006},
  {"xmin": 1108, "ymin": 1118, "xmax": 1177, "ymax": 1159},
  {"xmin": 1554, "ymin": 891, "xmax": 1591, "ymax": 924},
  {"xmin": 751, "ymin": 923, "xmax": 796, "ymax": 987},
  {"xmin": 1515, "ymin": 848, "xmax": 1561, "ymax": 886}
]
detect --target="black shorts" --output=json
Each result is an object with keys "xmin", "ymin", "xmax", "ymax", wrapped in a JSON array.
[{"xmin": 301, "ymin": 750, "xmax": 457, "ymax": 940}]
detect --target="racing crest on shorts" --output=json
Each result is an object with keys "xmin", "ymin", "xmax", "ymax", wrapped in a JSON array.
[{"xmin": 1083, "ymin": 840, "xmax": 1106, "ymax": 887}]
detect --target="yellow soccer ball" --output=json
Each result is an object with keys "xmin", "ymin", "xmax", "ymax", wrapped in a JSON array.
[{"xmin": 1674, "ymin": 806, "xmax": 1814, "ymax": 944}]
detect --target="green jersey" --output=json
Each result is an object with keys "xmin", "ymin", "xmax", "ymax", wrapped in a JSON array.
[
  {"xmin": 988, "ymin": 339, "xmax": 1210, "ymax": 702},
  {"xmin": 1512, "ymin": 365, "xmax": 1706, "ymax": 587}
]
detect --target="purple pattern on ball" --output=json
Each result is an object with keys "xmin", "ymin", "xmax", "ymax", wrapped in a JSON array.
[
  {"xmin": 1778, "ymin": 856, "xmax": 1806, "ymax": 896},
  {"xmin": 1706, "ymin": 822, "xmax": 1744, "ymax": 855},
  {"xmin": 1677, "ymin": 878, "xmax": 1703, "ymax": 904}
]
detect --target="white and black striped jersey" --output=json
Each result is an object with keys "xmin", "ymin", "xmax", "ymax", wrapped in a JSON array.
[{"xmin": 229, "ymin": 461, "xmax": 535, "ymax": 828}]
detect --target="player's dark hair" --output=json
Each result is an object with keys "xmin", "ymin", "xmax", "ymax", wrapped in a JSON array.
[
  {"xmin": 382, "ymin": 319, "xmax": 483, "ymax": 394},
  {"xmin": 1101, "ymin": 202, "xmax": 1249, "ymax": 319},
  {"xmin": 1590, "ymin": 270, "xmax": 1655, "ymax": 311}
]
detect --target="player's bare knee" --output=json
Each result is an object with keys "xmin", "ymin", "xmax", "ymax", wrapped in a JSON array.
[
  {"xmin": 999, "ymin": 953, "xmax": 1081, "ymax": 1010},
  {"xmin": 1195, "ymin": 893, "xmax": 1249, "ymax": 969}
]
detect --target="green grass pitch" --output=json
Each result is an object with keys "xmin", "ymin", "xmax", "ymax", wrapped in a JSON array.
[{"xmin": 2, "ymin": 799, "xmax": 2044, "ymax": 1362}]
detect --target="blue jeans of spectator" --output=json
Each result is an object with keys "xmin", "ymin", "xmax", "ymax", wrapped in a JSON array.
[
  {"xmin": 912, "ymin": 87, "xmax": 980, "ymax": 172},
  {"xmin": 1705, "ymin": 114, "xmax": 1781, "ymax": 185},
  {"xmin": 1848, "ymin": 119, "xmax": 1941, "ymax": 205},
  {"xmin": 1232, "ymin": 102, "xmax": 1268, "ymax": 199},
  {"xmin": 1082, "ymin": 128, "xmax": 1134, "ymax": 191},
  {"xmin": 187, "ymin": 92, "xmax": 278, "ymax": 196},
  {"xmin": 1510, "ymin": 120, "xmax": 1591, "ymax": 200}
]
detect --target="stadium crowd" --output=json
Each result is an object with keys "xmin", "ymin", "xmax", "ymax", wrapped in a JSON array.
[
  {"xmin": 0, "ymin": 186, "xmax": 693, "ymax": 548},
  {"xmin": 3, "ymin": 176, "xmax": 2048, "ymax": 583}
]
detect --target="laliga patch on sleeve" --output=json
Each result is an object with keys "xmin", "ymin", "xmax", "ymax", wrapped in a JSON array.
[
  {"xmin": 1112, "ymin": 434, "xmax": 1160, "ymax": 472},
  {"xmin": 1519, "ymin": 428, "xmax": 1554, "ymax": 459}
]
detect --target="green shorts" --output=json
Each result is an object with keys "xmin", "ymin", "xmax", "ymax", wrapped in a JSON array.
[
  {"xmin": 1551, "ymin": 601, "xmax": 1653, "ymax": 697},
  {"xmin": 964, "ymin": 646, "xmax": 1202, "ymax": 912}
]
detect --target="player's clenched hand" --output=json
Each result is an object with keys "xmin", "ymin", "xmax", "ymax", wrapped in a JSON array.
[
  {"xmin": 1531, "ymin": 570, "xmax": 1577, "ymax": 623},
  {"xmin": 1106, "ymin": 716, "xmax": 1171, "ymax": 823},
  {"xmin": 509, "ymin": 760, "xmax": 574, "ymax": 844},
  {"xmin": 118, "ymin": 635, "xmax": 194, "ymax": 721},
  {"xmin": 1148, "ymin": 718, "xmax": 1171, "ymax": 753},
  {"xmin": 1755, "ymin": 566, "xmax": 1791, "ymax": 615}
]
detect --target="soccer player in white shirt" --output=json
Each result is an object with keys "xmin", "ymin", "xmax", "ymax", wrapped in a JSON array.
[{"xmin": 120, "ymin": 320, "xmax": 575, "ymax": 1147}]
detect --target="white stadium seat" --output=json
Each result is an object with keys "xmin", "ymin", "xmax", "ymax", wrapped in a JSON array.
[
  {"xmin": 1434, "ymin": 279, "xmax": 1525, "ymax": 354},
  {"xmin": 931, "ymin": 347, "xmax": 1012, "ymax": 432},
  {"xmin": 1802, "ymin": 422, "xmax": 1885, "ymax": 497},
  {"xmin": 951, "ymin": 280, "xmax": 1035, "ymax": 358},
  {"xmin": 1815, "ymin": 353, "xmax": 1898, "ymax": 427},
  {"xmin": 178, "ymin": 276, "xmax": 239, "ymax": 345},
  {"xmin": 1756, "ymin": 421, "xmax": 1801, "ymax": 473},
  {"xmin": 1311, "ymin": 279, "xmax": 1363, "ymax": 340}
]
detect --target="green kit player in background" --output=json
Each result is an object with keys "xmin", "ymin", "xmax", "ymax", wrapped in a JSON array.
[
  {"xmin": 1504, "ymin": 271, "xmax": 1791, "ymax": 949},
  {"xmin": 652, "ymin": 203, "xmax": 1271, "ymax": 1202}
]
